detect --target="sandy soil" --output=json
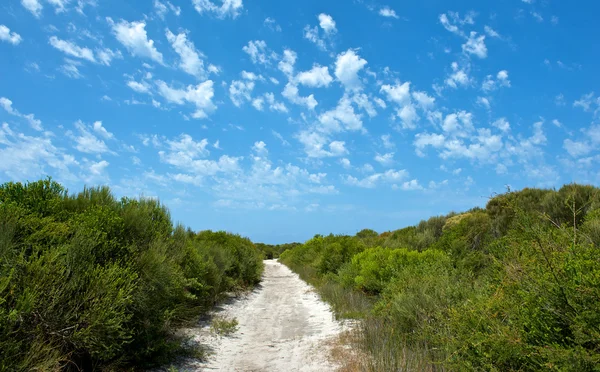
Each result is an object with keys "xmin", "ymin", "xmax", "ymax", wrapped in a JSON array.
[{"xmin": 175, "ymin": 260, "xmax": 345, "ymax": 372}]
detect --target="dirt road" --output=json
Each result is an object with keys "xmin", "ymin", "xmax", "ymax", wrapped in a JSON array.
[{"xmin": 177, "ymin": 260, "xmax": 345, "ymax": 371}]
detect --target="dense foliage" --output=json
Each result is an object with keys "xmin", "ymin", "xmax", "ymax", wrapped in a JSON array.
[
  {"xmin": 254, "ymin": 242, "xmax": 300, "ymax": 259},
  {"xmin": 280, "ymin": 184, "xmax": 600, "ymax": 371},
  {"xmin": 0, "ymin": 179, "xmax": 264, "ymax": 371}
]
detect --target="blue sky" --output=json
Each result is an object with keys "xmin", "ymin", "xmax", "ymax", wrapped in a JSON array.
[{"xmin": 1, "ymin": 0, "xmax": 599, "ymax": 243}]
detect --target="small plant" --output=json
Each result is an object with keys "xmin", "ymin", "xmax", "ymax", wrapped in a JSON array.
[{"xmin": 210, "ymin": 315, "xmax": 239, "ymax": 336}]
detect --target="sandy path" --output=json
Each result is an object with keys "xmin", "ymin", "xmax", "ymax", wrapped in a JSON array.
[{"xmin": 177, "ymin": 260, "xmax": 344, "ymax": 372}]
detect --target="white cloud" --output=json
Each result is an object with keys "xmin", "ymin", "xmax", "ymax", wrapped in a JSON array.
[
  {"xmin": 47, "ymin": 0, "xmax": 70, "ymax": 13},
  {"xmin": 69, "ymin": 120, "xmax": 111, "ymax": 154},
  {"xmin": 374, "ymin": 97, "xmax": 387, "ymax": 109},
  {"xmin": 0, "ymin": 123, "xmax": 78, "ymax": 180},
  {"xmin": 251, "ymin": 97, "xmax": 264, "ymax": 111},
  {"xmin": 0, "ymin": 97, "xmax": 43, "ymax": 131},
  {"xmin": 264, "ymin": 93, "xmax": 288, "ymax": 113},
  {"xmin": 156, "ymin": 80, "xmax": 216, "ymax": 118},
  {"xmin": 278, "ymin": 49, "xmax": 297, "ymax": 77},
  {"xmin": 95, "ymin": 48, "xmax": 122, "ymax": 66},
  {"xmin": 442, "ymin": 111, "xmax": 473, "ymax": 134},
  {"xmin": 564, "ymin": 139, "xmax": 592, "ymax": 158},
  {"xmin": 374, "ymin": 152, "xmax": 394, "ymax": 166},
  {"xmin": 484, "ymin": 25, "xmax": 500, "ymax": 38},
  {"xmin": 92, "ymin": 121, "xmax": 114, "ymax": 140},
  {"xmin": 107, "ymin": 18, "xmax": 164, "ymax": 64},
  {"xmin": 297, "ymin": 131, "xmax": 347, "ymax": 158},
  {"xmin": 49, "ymin": 36, "xmax": 95, "ymax": 62},
  {"xmin": 381, "ymin": 82, "xmax": 411, "ymax": 105},
  {"xmin": 492, "ymin": 117, "xmax": 510, "ymax": 132},
  {"xmin": 89, "ymin": 160, "xmax": 109, "ymax": 175},
  {"xmin": 272, "ymin": 130, "xmax": 290, "ymax": 146},
  {"xmin": 318, "ymin": 13, "xmax": 336, "ymax": 33},
  {"xmin": 295, "ymin": 65, "xmax": 333, "ymax": 88},
  {"xmin": 381, "ymin": 134, "xmax": 394, "ymax": 149},
  {"xmin": 241, "ymin": 71, "xmax": 264, "ymax": 81},
  {"xmin": 154, "ymin": 0, "xmax": 180, "ymax": 18},
  {"xmin": 573, "ymin": 92, "xmax": 595, "ymax": 111},
  {"xmin": 303, "ymin": 25, "xmax": 326, "ymax": 50},
  {"xmin": 462, "ymin": 32, "xmax": 487, "ymax": 58},
  {"xmin": 252, "ymin": 140, "xmax": 268, "ymax": 155},
  {"xmin": 229, "ymin": 79, "xmax": 255, "ymax": 107},
  {"xmin": 282, "ymin": 83, "xmax": 318, "ymax": 110},
  {"xmin": 0, "ymin": 25, "xmax": 22, "ymax": 45},
  {"xmin": 335, "ymin": 49, "xmax": 368, "ymax": 91},
  {"xmin": 264, "ymin": 17, "xmax": 281, "ymax": 32},
  {"xmin": 166, "ymin": 29, "xmax": 207, "ymax": 78},
  {"xmin": 401, "ymin": 179, "xmax": 423, "ymax": 191},
  {"xmin": 439, "ymin": 11, "xmax": 475, "ymax": 36},
  {"xmin": 192, "ymin": 0, "xmax": 243, "ymax": 19},
  {"xmin": 318, "ymin": 95, "xmax": 363, "ymax": 133},
  {"xmin": 445, "ymin": 62, "xmax": 471, "ymax": 88},
  {"xmin": 476, "ymin": 96, "xmax": 490, "ymax": 109},
  {"xmin": 412, "ymin": 91, "xmax": 435, "ymax": 110},
  {"xmin": 345, "ymin": 169, "xmax": 408, "ymax": 188},
  {"xmin": 397, "ymin": 103, "xmax": 419, "ymax": 130},
  {"xmin": 340, "ymin": 158, "xmax": 351, "ymax": 169},
  {"xmin": 531, "ymin": 12, "xmax": 543, "ymax": 22},
  {"xmin": 482, "ymin": 70, "xmax": 511, "ymax": 92},
  {"xmin": 414, "ymin": 132, "xmax": 445, "ymax": 156},
  {"xmin": 379, "ymin": 7, "xmax": 399, "ymax": 19},
  {"xmin": 60, "ymin": 59, "xmax": 83, "ymax": 79},
  {"xmin": 21, "ymin": 0, "xmax": 43, "ymax": 17},
  {"xmin": 242, "ymin": 40, "xmax": 271, "ymax": 65},
  {"xmin": 353, "ymin": 94, "xmax": 377, "ymax": 117},
  {"xmin": 127, "ymin": 80, "xmax": 151, "ymax": 94}
]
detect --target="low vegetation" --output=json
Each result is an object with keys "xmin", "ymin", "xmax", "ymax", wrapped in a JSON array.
[
  {"xmin": 0, "ymin": 179, "xmax": 264, "ymax": 371},
  {"xmin": 210, "ymin": 315, "xmax": 239, "ymax": 336},
  {"xmin": 279, "ymin": 184, "xmax": 600, "ymax": 371}
]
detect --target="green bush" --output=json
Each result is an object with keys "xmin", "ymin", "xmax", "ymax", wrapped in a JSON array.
[
  {"xmin": 0, "ymin": 179, "xmax": 264, "ymax": 371},
  {"xmin": 280, "ymin": 183, "xmax": 600, "ymax": 371}
]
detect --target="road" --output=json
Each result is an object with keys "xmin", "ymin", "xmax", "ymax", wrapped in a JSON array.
[{"xmin": 177, "ymin": 260, "xmax": 345, "ymax": 372}]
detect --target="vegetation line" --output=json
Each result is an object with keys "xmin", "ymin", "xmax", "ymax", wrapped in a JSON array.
[
  {"xmin": 279, "ymin": 184, "xmax": 600, "ymax": 371},
  {"xmin": 0, "ymin": 179, "xmax": 264, "ymax": 371}
]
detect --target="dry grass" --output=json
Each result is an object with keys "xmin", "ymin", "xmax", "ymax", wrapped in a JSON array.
[{"xmin": 327, "ymin": 319, "xmax": 444, "ymax": 372}]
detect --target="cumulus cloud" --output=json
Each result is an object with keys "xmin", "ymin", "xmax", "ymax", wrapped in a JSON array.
[
  {"xmin": 282, "ymin": 83, "xmax": 318, "ymax": 110},
  {"xmin": 166, "ymin": 29, "xmax": 208, "ymax": 78},
  {"xmin": 107, "ymin": 18, "xmax": 164, "ymax": 64},
  {"xmin": 192, "ymin": 0, "xmax": 243, "ymax": 19},
  {"xmin": 295, "ymin": 65, "xmax": 333, "ymax": 88},
  {"xmin": 335, "ymin": 49, "xmax": 368, "ymax": 91},
  {"xmin": 297, "ymin": 131, "xmax": 347, "ymax": 158},
  {"xmin": 445, "ymin": 62, "xmax": 471, "ymax": 89},
  {"xmin": 154, "ymin": 0, "xmax": 180, "ymax": 18},
  {"xmin": 229, "ymin": 79, "xmax": 255, "ymax": 107},
  {"xmin": 49, "ymin": 36, "xmax": 95, "ymax": 62},
  {"xmin": 156, "ymin": 80, "xmax": 217, "ymax": 118},
  {"xmin": 278, "ymin": 49, "xmax": 297, "ymax": 77},
  {"xmin": 379, "ymin": 7, "xmax": 399, "ymax": 19},
  {"xmin": 374, "ymin": 152, "xmax": 394, "ymax": 166},
  {"xmin": 0, "ymin": 25, "xmax": 22, "ymax": 45},
  {"xmin": 318, "ymin": 13, "xmax": 337, "ymax": 33},
  {"xmin": 21, "ymin": 0, "xmax": 43, "ymax": 17},
  {"xmin": 242, "ymin": 40, "xmax": 272, "ymax": 65},
  {"xmin": 318, "ymin": 95, "xmax": 363, "ymax": 133},
  {"xmin": 462, "ymin": 31, "xmax": 487, "ymax": 58},
  {"xmin": 345, "ymin": 169, "xmax": 409, "ymax": 188},
  {"xmin": 68, "ymin": 120, "xmax": 112, "ymax": 154},
  {"xmin": 0, "ymin": 97, "xmax": 43, "ymax": 131}
]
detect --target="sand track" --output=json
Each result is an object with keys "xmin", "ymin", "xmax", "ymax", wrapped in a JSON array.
[{"xmin": 176, "ymin": 260, "xmax": 344, "ymax": 372}]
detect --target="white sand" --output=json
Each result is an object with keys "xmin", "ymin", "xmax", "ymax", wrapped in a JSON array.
[{"xmin": 175, "ymin": 260, "xmax": 345, "ymax": 372}]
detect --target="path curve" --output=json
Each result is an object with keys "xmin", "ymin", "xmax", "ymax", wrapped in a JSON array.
[{"xmin": 178, "ymin": 260, "xmax": 344, "ymax": 372}]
